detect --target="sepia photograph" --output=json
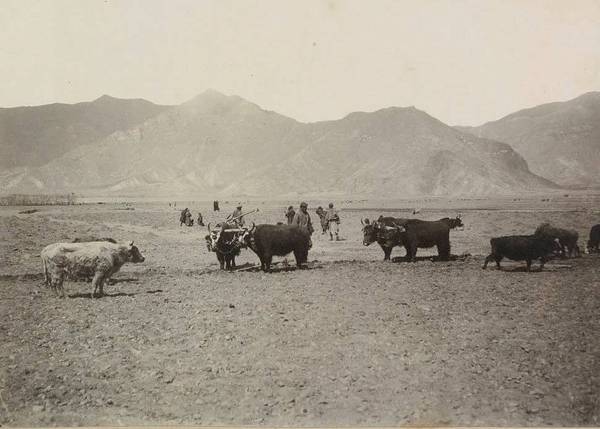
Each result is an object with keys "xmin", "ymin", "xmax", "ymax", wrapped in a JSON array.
[{"xmin": 0, "ymin": 0, "xmax": 599, "ymax": 426}]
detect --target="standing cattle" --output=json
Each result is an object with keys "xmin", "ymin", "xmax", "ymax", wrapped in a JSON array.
[
  {"xmin": 240, "ymin": 223, "xmax": 311, "ymax": 272},
  {"xmin": 67, "ymin": 237, "xmax": 118, "ymax": 281},
  {"xmin": 205, "ymin": 223, "xmax": 242, "ymax": 270},
  {"xmin": 534, "ymin": 223, "xmax": 580, "ymax": 258},
  {"xmin": 483, "ymin": 235, "xmax": 560, "ymax": 272},
  {"xmin": 587, "ymin": 224, "xmax": 600, "ymax": 253},
  {"xmin": 361, "ymin": 217, "xmax": 407, "ymax": 261},
  {"xmin": 399, "ymin": 216, "xmax": 463, "ymax": 262},
  {"xmin": 361, "ymin": 216, "xmax": 462, "ymax": 261},
  {"xmin": 41, "ymin": 241, "xmax": 145, "ymax": 298}
]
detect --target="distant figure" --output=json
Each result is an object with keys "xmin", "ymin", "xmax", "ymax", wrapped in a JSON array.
[
  {"xmin": 325, "ymin": 202, "xmax": 340, "ymax": 241},
  {"xmin": 285, "ymin": 206, "xmax": 295, "ymax": 225},
  {"xmin": 197, "ymin": 212, "xmax": 205, "ymax": 226},
  {"xmin": 180, "ymin": 208, "xmax": 188, "ymax": 226},
  {"xmin": 180, "ymin": 208, "xmax": 193, "ymax": 226},
  {"xmin": 315, "ymin": 206, "xmax": 327, "ymax": 234},
  {"xmin": 229, "ymin": 203, "xmax": 245, "ymax": 227},
  {"xmin": 588, "ymin": 224, "xmax": 600, "ymax": 253},
  {"xmin": 213, "ymin": 200, "xmax": 220, "ymax": 211}
]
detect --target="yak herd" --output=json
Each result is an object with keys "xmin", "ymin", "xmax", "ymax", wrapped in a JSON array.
[
  {"xmin": 204, "ymin": 216, "xmax": 598, "ymax": 275},
  {"xmin": 39, "ymin": 210, "xmax": 600, "ymax": 298}
]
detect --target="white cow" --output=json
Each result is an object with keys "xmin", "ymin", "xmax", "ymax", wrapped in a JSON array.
[{"xmin": 41, "ymin": 241, "xmax": 145, "ymax": 298}]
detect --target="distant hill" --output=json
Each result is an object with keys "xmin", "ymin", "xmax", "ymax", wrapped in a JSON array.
[
  {"xmin": 459, "ymin": 92, "xmax": 600, "ymax": 188},
  {"xmin": 0, "ymin": 95, "xmax": 169, "ymax": 169},
  {"xmin": 231, "ymin": 106, "xmax": 556, "ymax": 197},
  {"xmin": 0, "ymin": 90, "xmax": 557, "ymax": 198}
]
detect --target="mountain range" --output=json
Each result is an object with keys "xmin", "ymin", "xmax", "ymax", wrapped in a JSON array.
[
  {"xmin": 2, "ymin": 89, "xmax": 596, "ymax": 198},
  {"xmin": 459, "ymin": 92, "xmax": 600, "ymax": 188},
  {"xmin": 0, "ymin": 95, "xmax": 169, "ymax": 171}
]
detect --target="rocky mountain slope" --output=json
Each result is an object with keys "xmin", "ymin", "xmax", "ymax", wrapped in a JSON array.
[
  {"xmin": 231, "ymin": 106, "xmax": 555, "ymax": 198},
  {"xmin": 459, "ymin": 92, "xmax": 600, "ymax": 188},
  {"xmin": 0, "ymin": 95, "xmax": 169, "ymax": 169},
  {"xmin": 0, "ymin": 90, "xmax": 557, "ymax": 198}
]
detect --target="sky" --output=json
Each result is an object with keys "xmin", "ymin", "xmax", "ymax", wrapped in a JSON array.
[{"xmin": 1, "ymin": 0, "xmax": 599, "ymax": 125}]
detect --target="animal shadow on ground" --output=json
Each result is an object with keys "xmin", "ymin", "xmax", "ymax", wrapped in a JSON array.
[
  {"xmin": 107, "ymin": 277, "xmax": 140, "ymax": 284},
  {"xmin": 229, "ymin": 262, "xmax": 255, "ymax": 271},
  {"xmin": 0, "ymin": 273, "xmax": 45, "ymax": 282},
  {"xmin": 68, "ymin": 288, "xmax": 163, "ymax": 299},
  {"xmin": 239, "ymin": 262, "xmax": 324, "ymax": 273},
  {"xmin": 391, "ymin": 254, "xmax": 471, "ymax": 263},
  {"xmin": 494, "ymin": 264, "xmax": 572, "ymax": 273},
  {"xmin": 68, "ymin": 291, "xmax": 137, "ymax": 299}
]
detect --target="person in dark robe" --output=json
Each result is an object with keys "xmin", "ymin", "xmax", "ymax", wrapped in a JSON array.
[{"xmin": 285, "ymin": 206, "xmax": 295, "ymax": 224}]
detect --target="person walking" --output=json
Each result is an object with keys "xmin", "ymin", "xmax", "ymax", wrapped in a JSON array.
[{"xmin": 325, "ymin": 202, "xmax": 340, "ymax": 241}]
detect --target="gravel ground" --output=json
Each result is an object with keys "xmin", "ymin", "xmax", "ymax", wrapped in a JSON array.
[{"xmin": 1, "ymin": 197, "xmax": 599, "ymax": 426}]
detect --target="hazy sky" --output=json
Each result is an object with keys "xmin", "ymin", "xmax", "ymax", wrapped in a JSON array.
[{"xmin": 1, "ymin": 0, "xmax": 599, "ymax": 125}]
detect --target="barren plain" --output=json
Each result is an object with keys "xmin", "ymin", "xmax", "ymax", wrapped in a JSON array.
[{"xmin": 1, "ymin": 195, "xmax": 599, "ymax": 426}]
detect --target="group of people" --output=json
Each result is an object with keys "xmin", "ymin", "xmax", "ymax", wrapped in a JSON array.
[
  {"xmin": 179, "ymin": 201, "xmax": 341, "ymax": 240},
  {"xmin": 179, "ymin": 208, "xmax": 204, "ymax": 227},
  {"xmin": 177, "ymin": 203, "xmax": 249, "ymax": 229},
  {"xmin": 285, "ymin": 202, "xmax": 341, "ymax": 241}
]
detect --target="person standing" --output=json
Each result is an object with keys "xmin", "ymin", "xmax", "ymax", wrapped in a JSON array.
[
  {"xmin": 325, "ymin": 202, "xmax": 340, "ymax": 241},
  {"xmin": 292, "ymin": 202, "xmax": 314, "ymax": 237},
  {"xmin": 285, "ymin": 205, "xmax": 295, "ymax": 225},
  {"xmin": 315, "ymin": 206, "xmax": 328, "ymax": 234},
  {"xmin": 197, "ymin": 212, "xmax": 205, "ymax": 226},
  {"xmin": 180, "ymin": 208, "xmax": 189, "ymax": 226}
]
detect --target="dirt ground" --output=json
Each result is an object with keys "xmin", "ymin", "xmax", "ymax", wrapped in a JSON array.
[{"xmin": 1, "ymin": 196, "xmax": 599, "ymax": 426}]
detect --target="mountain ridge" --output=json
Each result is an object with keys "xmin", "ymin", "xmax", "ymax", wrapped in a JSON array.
[
  {"xmin": 0, "ymin": 95, "xmax": 171, "ymax": 170},
  {"xmin": 458, "ymin": 91, "xmax": 600, "ymax": 187},
  {"xmin": 0, "ymin": 90, "xmax": 561, "ymax": 198}
]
